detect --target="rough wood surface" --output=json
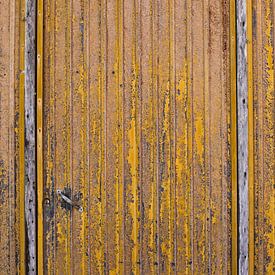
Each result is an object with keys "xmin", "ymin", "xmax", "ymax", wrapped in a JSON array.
[
  {"xmin": 0, "ymin": 0, "xmax": 24, "ymax": 273},
  {"xmin": 237, "ymin": 0, "xmax": 248, "ymax": 274},
  {"xmin": 250, "ymin": 0, "xmax": 275, "ymax": 273},
  {"xmin": 25, "ymin": 0, "xmax": 36, "ymax": 273},
  {"xmin": 41, "ymin": 0, "xmax": 234, "ymax": 273}
]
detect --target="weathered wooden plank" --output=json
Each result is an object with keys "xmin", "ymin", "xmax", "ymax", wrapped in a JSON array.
[
  {"xmin": 236, "ymin": 1, "xmax": 275, "ymax": 274},
  {"xmin": 208, "ymin": 1, "xmax": 231, "ymax": 272},
  {"xmin": 174, "ymin": 0, "xmax": 192, "ymax": 273},
  {"xmin": 19, "ymin": 0, "xmax": 27, "ymax": 273},
  {"xmin": 0, "ymin": 0, "xmax": 25, "ymax": 274},
  {"xmin": 123, "ymin": 0, "xmax": 141, "ymax": 272},
  {"xmin": 49, "ymin": 0, "xmax": 72, "ymax": 272},
  {"xmin": 87, "ymin": 0, "xmax": 105, "ymax": 273},
  {"xmin": 237, "ymin": 0, "xmax": 249, "ymax": 273},
  {"xmin": 0, "ymin": 0, "xmax": 26, "ymax": 273},
  {"xmin": 41, "ymin": 1, "xmax": 236, "ymax": 273},
  {"xmin": 0, "ymin": 1, "xmax": 16, "ymax": 272},
  {"xmin": 139, "ymin": 0, "xmax": 158, "ymax": 272},
  {"xmin": 230, "ymin": 0, "xmax": 238, "ymax": 273},
  {"xmin": 24, "ymin": 0, "xmax": 36, "ymax": 273},
  {"xmin": 250, "ymin": 0, "xmax": 275, "ymax": 273},
  {"xmin": 157, "ymin": 0, "xmax": 175, "ymax": 272},
  {"xmin": 190, "ymin": 0, "xmax": 233, "ymax": 273},
  {"xmin": 37, "ymin": 0, "xmax": 44, "ymax": 273},
  {"xmin": 42, "ymin": 0, "xmax": 55, "ymax": 272},
  {"xmin": 105, "ymin": 0, "xmax": 122, "ymax": 272},
  {"xmin": 70, "ymin": 0, "xmax": 88, "ymax": 272},
  {"xmin": 191, "ymin": 1, "xmax": 208, "ymax": 272}
]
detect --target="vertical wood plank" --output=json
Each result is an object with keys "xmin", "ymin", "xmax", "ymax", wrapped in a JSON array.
[
  {"xmin": 87, "ymin": 0, "xmax": 105, "ymax": 273},
  {"xmin": 37, "ymin": 0, "xmax": 44, "ymax": 272},
  {"xmin": 0, "ymin": 0, "xmax": 25, "ymax": 273},
  {"xmin": 157, "ymin": 0, "xmax": 175, "ymax": 272},
  {"xmin": 139, "ymin": 0, "xmax": 157, "ymax": 272},
  {"xmin": 230, "ymin": 0, "xmax": 238, "ymax": 273},
  {"xmin": 70, "ymin": 0, "xmax": 88, "ymax": 272},
  {"xmin": 123, "ymin": 0, "xmax": 141, "ymax": 273},
  {"xmin": 191, "ymin": 0, "xmax": 208, "ymax": 272},
  {"xmin": 251, "ymin": 0, "xmax": 275, "ymax": 273},
  {"xmin": 247, "ymin": 0, "xmax": 254, "ymax": 273},
  {"xmin": 25, "ymin": 0, "xmax": 36, "ymax": 272},
  {"xmin": 105, "ymin": 0, "xmax": 123, "ymax": 272},
  {"xmin": 43, "ymin": 0, "xmax": 55, "ymax": 272},
  {"xmin": 237, "ymin": 0, "xmax": 249, "ymax": 273},
  {"xmin": 41, "ymin": 1, "xmax": 235, "ymax": 273},
  {"xmin": 174, "ymin": 0, "xmax": 192, "ymax": 273}
]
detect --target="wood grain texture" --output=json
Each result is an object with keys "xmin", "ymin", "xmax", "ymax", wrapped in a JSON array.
[
  {"xmin": 250, "ymin": 0, "xmax": 275, "ymax": 273},
  {"xmin": 0, "ymin": 0, "xmax": 25, "ymax": 273},
  {"xmin": 237, "ymin": 0, "xmax": 249, "ymax": 273},
  {"xmin": 230, "ymin": 0, "xmax": 238, "ymax": 273},
  {"xmin": 25, "ymin": 0, "xmax": 36, "ymax": 273},
  {"xmin": 37, "ymin": 0, "xmax": 44, "ymax": 273},
  {"xmin": 41, "ymin": 0, "xmax": 235, "ymax": 273}
]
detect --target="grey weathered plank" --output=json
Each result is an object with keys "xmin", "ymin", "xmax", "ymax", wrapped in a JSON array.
[
  {"xmin": 237, "ymin": 0, "xmax": 248, "ymax": 274},
  {"xmin": 25, "ymin": 0, "xmax": 36, "ymax": 273}
]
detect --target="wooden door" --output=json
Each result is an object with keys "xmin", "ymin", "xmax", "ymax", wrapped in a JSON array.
[{"xmin": 39, "ymin": 0, "xmax": 237, "ymax": 273}]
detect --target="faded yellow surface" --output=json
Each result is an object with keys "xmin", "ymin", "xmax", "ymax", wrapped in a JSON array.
[
  {"xmin": 249, "ymin": 0, "xmax": 275, "ymax": 274},
  {"xmin": 1, "ymin": 0, "xmax": 274, "ymax": 273},
  {"xmin": 41, "ymin": 0, "xmax": 236, "ymax": 274},
  {"xmin": 0, "ymin": 0, "xmax": 25, "ymax": 274}
]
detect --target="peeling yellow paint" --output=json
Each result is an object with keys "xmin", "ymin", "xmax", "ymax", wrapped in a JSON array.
[
  {"xmin": 19, "ymin": 0, "xmax": 26, "ymax": 273},
  {"xmin": 263, "ymin": 1, "xmax": 274, "ymax": 273},
  {"xmin": 127, "ymin": 53, "xmax": 139, "ymax": 274},
  {"xmin": 39, "ymin": 0, "xmax": 239, "ymax": 273}
]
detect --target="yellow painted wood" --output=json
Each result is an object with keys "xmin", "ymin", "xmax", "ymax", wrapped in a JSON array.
[
  {"xmin": 0, "ymin": 0, "xmax": 25, "ymax": 274},
  {"xmin": 19, "ymin": 1, "xmax": 26, "ymax": 273},
  {"xmin": 40, "ymin": 0, "xmax": 236, "ymax": 273},
  {"xmin": 247, "ymin": 0, "xmax": 254, "ymax": 274},
  {"xmin": 139, "ymin": 0, "xmax": 158, "ymax": 273},
  {"xmin": 87, "ymin": 1, "xmax": 105, "ymax": 273},
  {"xmin": 230, "ymin": 0, "xmax": 238, "ymax": 274},
  {"xmin": 1, "ymin": 0, "xmax": 273, "ymax": 272},
  {"xmin": 249, "ymin": 0, "xmax": 275, "ymax": 274}
]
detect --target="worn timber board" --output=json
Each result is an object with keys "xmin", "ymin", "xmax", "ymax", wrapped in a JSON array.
[
  {"xmin": 41, "ymin": 0, "xmax": 236, "ymax": 273},
  {"xmin": 237, "ymin": 0, "xmax": 249, "ymax": 273},
  {"xmin": 24, "ymin": 0, "xmax": 36, "ymax": 273},
  {"xmin": 0, "ymin": 0, "xmax": 25, "ymax": 274},
  {"xmin": 249, "ymin": 0, "xmax": 275, "ymax": 273},
  {"xmin": 0, "ymin": 0, "xmax": 274, "ymax": 273}
]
